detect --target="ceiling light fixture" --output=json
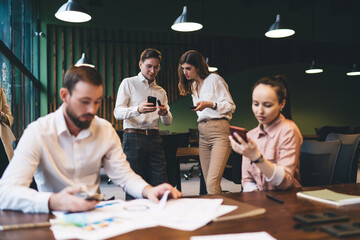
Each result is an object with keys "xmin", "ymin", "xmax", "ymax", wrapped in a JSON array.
[
  {"xmin": 171, "ymin": 6, "xmax": 203, "ymax": 32},
  {"xmin": 265, "ymin": 14, "xmax": 295, "ymax": 38},
  {"xmin": 305, "ymin": 60, "xmax": 323, "ymax": 74},
  {"xmin": 75, "ymin": 53, "xmax": 95, "ymax": 68},
  {"xmin": 206, "ymin": 58, "xmax": 218, "ymax": 72},
  {"xmin": 347, "ymin": 64, "xmax": 360, "ymax": 76},
  {"xmin": 55, "ymin": 0, "xmax": 91, "ymax": 23}
]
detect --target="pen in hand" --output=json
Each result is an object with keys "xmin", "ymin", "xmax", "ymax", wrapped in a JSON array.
[{"xmin": 266, "ymin": 193, "xmax": 284, "ymax": 204}]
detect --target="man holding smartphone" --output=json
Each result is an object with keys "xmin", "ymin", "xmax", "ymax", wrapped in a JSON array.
[{"xmin": 114, "ymin": 48, "xmax": 172, "ymax": 199}]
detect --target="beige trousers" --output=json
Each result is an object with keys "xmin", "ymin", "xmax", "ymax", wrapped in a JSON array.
[{"xmin": 198, "ymin": 119, "xmax": 231, "ymax": 194}]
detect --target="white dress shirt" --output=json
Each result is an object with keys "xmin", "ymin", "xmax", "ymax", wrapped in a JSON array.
[
  {"xmin": 192, "ymin": 73, "xmax": 236, "ymax": 122},
  {"xmin": 113, "ymin": 72, "xmax": 172, "ymax": 130},
  {"xmin": 0, "ymin": 106, "xmax": 148, "ymax": 213}
]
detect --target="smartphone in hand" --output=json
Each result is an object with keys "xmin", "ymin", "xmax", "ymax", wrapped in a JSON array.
[
  {"xmin": 147, "ymin": 96, "xmax": 157, "ymax": 106},
  {"xmin": 189, "ymin": 106, "xmax": 197, "ymax": 110},
  {"xmin": 157, "ymin": 99, "xmax": 162, "ymax": 106},
  {"xmin": 229, "ymin": 125, "xmax": 248, "ymax": 143}
]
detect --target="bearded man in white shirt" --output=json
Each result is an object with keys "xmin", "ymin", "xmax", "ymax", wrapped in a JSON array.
[
  {"xmin": 113, "ymin": 48, "xmax": 172, "ymax": 199},
  {"xmin": 0, "ymin": 66, "xmax": 181, "ymax": 213}
]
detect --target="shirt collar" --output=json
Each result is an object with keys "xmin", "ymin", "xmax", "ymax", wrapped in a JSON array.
[
  {"xmin": 55, "ymin": 104, "xmax": 93, "ymax": 139},
  {"xmin": 255, "ymin": 114, "xmax": 285, "ymax": 139},
  {"xmin": 138, "ymin": 72, "xmax": 157, "ymax": 86}
]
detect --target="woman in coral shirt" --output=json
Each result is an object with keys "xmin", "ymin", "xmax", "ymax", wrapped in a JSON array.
[{"xmin": 229, "ymin": 75, "xmax": 302, "ymax": 192}]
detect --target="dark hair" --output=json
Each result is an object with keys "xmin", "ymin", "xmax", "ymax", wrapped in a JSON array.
[
  {"xmin": 252, "ymin": 75, "xmax": 292, "ymax": 120},
  {"xmin": 63, "ymin": 66, "xmax": 103, "ymax": 94},
  {"xmin": 140, "ymin": 48, "xmax": 162, "ymax": 62},
  {"xmin": 177, "ymin": 50, "xmax": 210, "ymax": 96}
]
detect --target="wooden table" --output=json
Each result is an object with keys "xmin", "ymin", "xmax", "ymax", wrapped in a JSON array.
[
  {"xmin": 176, "ymin": 147, "xmax": 199, "ymax": 161},
  {"xmin": 2, "ymin": 183, "xmax": 360, "ymax": 240}
]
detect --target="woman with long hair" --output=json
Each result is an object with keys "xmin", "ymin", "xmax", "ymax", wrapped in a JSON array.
[
  {"xmin": 178, "ymin": 50, "xmax": 236, "ymax": 194},
  {"xmin": 229, "ymin": 75, "xmax": 302, "ymax": 191}
]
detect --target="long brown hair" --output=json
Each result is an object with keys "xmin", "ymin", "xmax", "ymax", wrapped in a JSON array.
[
  {"xmin": 253, "ymin": 75, "xmax": 292, "ymax": 120},
  {"xmin": 177, "ymin": 50, "xmax": 210, "ymax": 96}
]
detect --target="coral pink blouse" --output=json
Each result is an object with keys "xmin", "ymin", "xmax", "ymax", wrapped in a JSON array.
[{"xmin": 242, "ymin": 114, "xmax": 303, "ymax": 191}]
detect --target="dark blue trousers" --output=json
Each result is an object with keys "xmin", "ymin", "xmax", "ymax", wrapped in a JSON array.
[{"xmin": 122, "ymin": 133, "xmax": 168, "ymax": 199}]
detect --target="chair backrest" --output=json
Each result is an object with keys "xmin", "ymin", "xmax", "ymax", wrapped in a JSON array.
[
  {"xmin": 300, "ymin": 140, "xmax": 341, "ymax": 187},
  {"xmin": 325, "ymin": 133, "xmax": 360, "ymax": 184},
  {"xmin": 188, "ymin": 128, "xmax": 199, "ymax": 147},
  {"xmin": 315, "ymin": 126, "xmax": 350, "ymax": 141},
  {"xmin": 353, "ymin": 126, "xmax": 360, "ymax": 134},
  {"xmin": 161, "ymin": 132, "xmax": 189, "ymax": 189}
]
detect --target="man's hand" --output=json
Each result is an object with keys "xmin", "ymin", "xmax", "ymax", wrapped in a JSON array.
[
  {"xmin": 157, "ymin": 104, "xmax": 168, "ymax": 116},
  {"xmin": 48, "ymin": 186, "xmax": 99, "ymax": 212},
  {"xmin": 138, "ymin": 101, "xmax": 157, "ymax": 114},
  {"xmin": 142, "ymin": 183, "xmax": 182, "ymax": 203}
]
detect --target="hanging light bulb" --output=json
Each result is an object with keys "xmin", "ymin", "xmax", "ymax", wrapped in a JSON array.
[
  {"xmin": 206, "ymin": 58, "xmax": 218, "ymax": 72},
  {"xmin": 347, "ymin": 63, "xmax": 360, "ymax": 76},
  {"xmin": 75, "ymin": 53, "xmax": 95, "ymax": 68},
  {"xmin": 171, "ymin": 6, "xmax": 203, "ymax": 32},
  {"xmin": 305, "ymin": 60, "xmax": 323, "ymax": 74},
  {"xmin": 55, "ymin": 0, "xmax": 91, "ymax": 23},
  {"xmin": 265, "ymin": 14, "xmax": 295, "ymax": 38}
]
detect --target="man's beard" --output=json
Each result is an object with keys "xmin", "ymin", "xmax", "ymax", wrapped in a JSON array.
[{"xmin": 66, "ymin": 105, "xmax": 94, "ymax": 130}]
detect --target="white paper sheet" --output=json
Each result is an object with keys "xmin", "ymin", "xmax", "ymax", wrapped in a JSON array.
[{"xmin": 190, "ymin": 231, "xmax": 277, "ymax": 240}]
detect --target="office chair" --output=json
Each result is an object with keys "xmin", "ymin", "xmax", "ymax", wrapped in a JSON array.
[
  {"xmin": 353, "ymin": 127, "xmax": 360, "ymax": 134},
  {"xmin": 300, "ymin": 140, "xmax": 341, "ymax": 187},
  {"xmin": 315, "ymin": 125, "xmax": 350, "ymax": 141},
  {"xmin": 325, "ymin": 133, "xmax": 360, "ymax": 184},
  {"xmin": 161, "ymin": 132, "xmax": 189, "ymax": 191},
  {"xmin": 223, "ymin": 150, "xmax": 242, "ymax": 184}
]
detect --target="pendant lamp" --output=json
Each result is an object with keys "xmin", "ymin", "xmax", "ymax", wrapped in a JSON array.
[
  {"xmin": 55, "ymin": 0, "xmax": 91, "ymax": 23},
  {"xmin": 171, "ymin": 6, "xmax": 203, "ymax": 32},
  {"xmin": 75, "ymin": 53, "xmax": 95, "ymax": 68},
  {"xmin": 265, "ymin": 14, "xmax": 295, "ymax": 38},
  {"xmin": 206, "ymin": 58, "xmax": 218, "ymax": 72},
  {"xmin": 347, "ymin": 64, "xmax": 360, "ymax": 76},
  {"xmin": 305, "ymin": 60, "xmax": 323, "ymax": 74}
]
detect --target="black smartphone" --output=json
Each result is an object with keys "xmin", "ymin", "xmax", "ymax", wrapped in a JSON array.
[
  {"xmin": 189, "ymin": 106, "xmax": 197, "ymax": 110},
  {"xmin": 229, "ymin": 125, "xmax": 248, "ymax": 143},
  {"xmin": 157, "ymin": 99, "xmax": 162, "ymax": 106},
  {"xmin": 147, "ymin": 96, "xmax": 157, "ymax": 106}
]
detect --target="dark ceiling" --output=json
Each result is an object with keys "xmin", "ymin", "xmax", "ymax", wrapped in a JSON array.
[{"xmin": 45, "ymin": 0, "xmax": 360, "ymax": 45}]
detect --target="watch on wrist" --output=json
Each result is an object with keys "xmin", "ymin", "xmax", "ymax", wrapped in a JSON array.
[
  {"xmin": 251, "ymin": 154, "xmax": 263, "ymax": 164},
  {"xmin": 213, "ymin": 102, "xmax": 217, "ymax": 110}
]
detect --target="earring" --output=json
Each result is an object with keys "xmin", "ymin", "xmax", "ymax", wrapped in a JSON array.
[{"xmin": 280, "ymin": 109, "xmax": 283, "ymax": 112}]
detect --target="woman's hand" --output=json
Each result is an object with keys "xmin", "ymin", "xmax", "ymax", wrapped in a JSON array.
[
  {"xmin": 228, "ymin": 132, "xmax": 261, "ymax": 161},
  {"xmin": 193, "ymin": 101, "xmax": 213, "ymax": 111}
]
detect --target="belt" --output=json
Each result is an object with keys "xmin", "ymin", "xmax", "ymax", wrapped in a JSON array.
[
  {"xmin": 200, "ymin": 117, "xmax": 228, "ymax": 123},
  {"xmin": 124, "ymin": 128, "xmax": 159, "ymax": 136}
]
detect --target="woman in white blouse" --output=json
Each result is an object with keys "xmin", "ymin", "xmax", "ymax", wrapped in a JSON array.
[{"xmin": 178, "ymin": 50, "xmax": 236, "ymax": 194}]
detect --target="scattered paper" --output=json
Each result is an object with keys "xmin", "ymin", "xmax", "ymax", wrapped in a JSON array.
[{"xmin": 51, "ymin": 195, "xmax": 230, "ymax": 240}]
